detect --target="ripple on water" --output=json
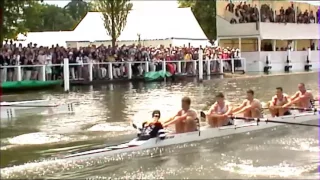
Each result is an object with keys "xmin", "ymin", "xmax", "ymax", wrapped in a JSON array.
[
  {"xmin": 218, "ymin": 159, "xmax": 317, "ymax": 178},
  {"xmin": 87, "ymin": 124, "xmax": 134, "ymax": 132},
  {"xmin": 1, "ymin": 133, "xmax": 319, "ymax": 179},
  {"xmin": 1, "ymin": 73, "xmax": 319, "ymax": 179}
]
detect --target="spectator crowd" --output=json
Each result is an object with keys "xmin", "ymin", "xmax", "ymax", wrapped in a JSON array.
[
  {"xmin": 0, "ymin": 41, "xmax": 241, "ymax": 82},
  {"xmin": 227, "ymin": 1, "xmax": 320, "ymax": 24},
  {"xmin": 2, "ymin": 2, "xmax": 317, "ymax": 82}
]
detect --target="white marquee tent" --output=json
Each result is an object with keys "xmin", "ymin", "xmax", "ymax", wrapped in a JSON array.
[
  {"xmin": 15, "ymin": 31, "xmax": 73, "ymax": 47},
  {"xmin": 70, "ymin": 12, "xmax": 111, "ymax": 42},
  {"xmin": 68, "ymin": 8, "xmax": 210, "ymax": 47}
]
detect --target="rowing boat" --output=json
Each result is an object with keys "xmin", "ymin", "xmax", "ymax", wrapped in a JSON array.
[
  {"xmin": 0, "ymin": 99, "xmax": 76, "ymax": 120},
  {"xmin": 0, "ymin": 99, "xmax": 50, "ymax": 108},
  {"xmin": 61, "ymin": 110, "xmax": 318, "ymax": 161}
]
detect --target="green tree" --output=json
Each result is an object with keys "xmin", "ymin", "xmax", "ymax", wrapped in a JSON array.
[
  {"xmin": 23, "ymin": 2, "xmax": 45, "ymax": 32},
  {"xmin": 0, "ymin": 0, "xmax": 38, "ymax": 47},
  {"xmin": 24, "ymin": 3, "xmax": 77, "ymax": 32},
  {"xmin": 93, "ymin": 0, "xmax": 132, "ymax": 47},
  {"xmin": 0, "ymin": 0, "xmax": 4, "ymax": 47},
  {"xmin": 64, "ymin": 0, "xmax": 89, "ymax": 21},
  {"xmin": 178, "ymin": 0, "xmax": 217, "ymax": 42},
  {"xmin": 0, "ymin": 0, "xmax": 81, "ymax": 47},
  {"xmin": 41, "ymin": 4, "xmax": 76, "ymax": 31}
]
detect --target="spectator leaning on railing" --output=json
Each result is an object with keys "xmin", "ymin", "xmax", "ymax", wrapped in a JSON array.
[{"xmin": 0, "ymin": 41, "xmax": 242, "ymax": 82}]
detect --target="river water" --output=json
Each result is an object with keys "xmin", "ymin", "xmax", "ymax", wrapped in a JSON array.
[{"xmin": 0, "ymin": 73, "xmax": 319, "ymax": 179}]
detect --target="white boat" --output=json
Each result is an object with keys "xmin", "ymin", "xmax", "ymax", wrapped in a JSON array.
[
  {"xmin": 0, "ymin": 99, "xmax": 75, "ymax": 120},
  {"xmin": 0, "ymin": 99, "xmax": 50, "ymax": 108},
  {"xmin": 61, "ymin": 110, "xmax": 318, "ymax": 161}
]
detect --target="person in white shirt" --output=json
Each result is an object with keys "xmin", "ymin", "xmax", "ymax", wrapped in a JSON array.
[{"xmin": 45, "ymin": 51, "xmax": 52, "ymax": 80}]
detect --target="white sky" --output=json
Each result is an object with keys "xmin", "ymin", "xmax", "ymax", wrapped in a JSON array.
[
  {"xmin": 44, "ymin": 0, "xmax": 179, "ymax": 9},
  {"xmin": 296, "ymin": 1, "xmax": 320, "ymax": 6}
]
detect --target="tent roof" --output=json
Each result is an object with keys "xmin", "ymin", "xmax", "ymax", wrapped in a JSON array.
[
  {"xmin": 72, "ymin": 8, "xmax": 208, "ymax": 42},
  {"xmin": 18, "ymin": 31, "xmax": 72, "ymax": 47},
  {"xmin": 71, "ymin": 12, "xmax": 111, "ymax": 42},
  {"xmin": 295, "ymin": 1, "xmax": 320, "ymax": 6}
]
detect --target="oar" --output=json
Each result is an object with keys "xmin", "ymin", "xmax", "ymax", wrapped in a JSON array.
[
  {"xmin": 0, "ymin": 104, "xmax": 59, "ymax": 108},
  {"xmin": 231, "ymin": 116, "xmax": 320, "ymax": 128},
  {"xmin": 197, "ymin": 112, "xmax": 206, "ymax": 136},
  {"xmin": 263, "ymin": 106, "xmax": 318, "ymax": 112},
  {"xmin": 282, "ymin": 107, "xmax": 317, "ymax": 111},
  {"xmin": 132, "ymin": 123, "xmax": 138, "ymax": 129},
  {"xmin": 200, "ymin": 111, "xmax": 206, "ymax": 119}
]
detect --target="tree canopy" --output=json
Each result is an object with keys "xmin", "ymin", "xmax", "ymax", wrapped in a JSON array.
[
  {"xmin": 178, "ymin": 0, "xmax": 217, "ymax": 42},
  {"xmin": 0, "ymin": 0, "xmax": 216, "ymax": 47},
  {"xmin": 64, "ymin": 0, "xmax": 91, "ymax": 22},
  {"xmin": 0, "ymin": 0, "xmax": 91, "ymax": 47},
  {"xmin": 93, "ymin": 0, "xmax": 133, "ymax": 47},
  {"xmin": 24, "ymin": 3, "xmax": 77, "ymax": 32}
]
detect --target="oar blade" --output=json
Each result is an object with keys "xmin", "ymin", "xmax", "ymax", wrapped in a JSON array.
[
  {"xmin": 200, "ymin": 111, "xmax": 206, "ymax": 122},
  {"xmin": 200, "ymin": 111, "xmax": 206, "ymax": 118},
  {"xmin": 230, "ymin": 116, "xmax": 320, "ymax": 128},
  {"xmin": 132, "ymin": 123, "xmax": 137, "ymax": 129}
]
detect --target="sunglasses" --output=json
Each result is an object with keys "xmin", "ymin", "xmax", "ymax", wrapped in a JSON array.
[{"xmin": 153, "ymin": 114, "xmax": 160, "ymax": 118}]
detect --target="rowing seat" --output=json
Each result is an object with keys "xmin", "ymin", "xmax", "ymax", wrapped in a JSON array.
[{"xmin": 158, "ymin": 129, "xmax": 167, "ymax": 140}]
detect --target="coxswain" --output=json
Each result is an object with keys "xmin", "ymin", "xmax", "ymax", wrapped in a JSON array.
[
  {"xmin": 163, "ymin": 96, "xmax": 199, "ymax": 133},
  {"xmin": 282, "ymin": 83, "xmax": 314, "ymax": 110},
  {"xmin": 232, "ymin": 89, "xmax": 263, "ymax": 118},
  {"xmin": 268, "ymin": 87, "xmax": 291, "ymax": 117},
  {"xmin": 206, "ymin": 92, "xmax": 233, "ymax": 127},
  {"xmin": 138, "ymin": 110, "xmax": 164, "ymax": 140}
]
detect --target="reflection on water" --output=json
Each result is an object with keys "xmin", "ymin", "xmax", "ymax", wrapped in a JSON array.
[
  {"xmin": 0, "ymin": 73, "xmax": 319, "ymax": 179},
  {"xmin": 2, "ymin": 124, "xmax": 317, "ymax": 179}
]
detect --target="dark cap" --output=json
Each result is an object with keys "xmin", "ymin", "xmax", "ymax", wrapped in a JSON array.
[{"xmin": 152, "ymin": 110, "xmax": 161, "ymax": 118}]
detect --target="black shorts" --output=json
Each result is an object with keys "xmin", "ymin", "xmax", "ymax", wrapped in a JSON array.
[
  {"xmin": 275, "ymin": 111, "xmax": 291, "ymax": 117},
  {"xmin": 223, "ymin": 119, "xmax": 233, "ymax": 126}
]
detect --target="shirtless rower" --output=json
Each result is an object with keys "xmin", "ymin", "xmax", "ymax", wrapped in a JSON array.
[
  {"xmin": 269, "ymin": 87, "xmax": 291, "ymax": 117},
  {"xmin": 206, "ymin": 92, "xmax": 233, "ymax": 127},
  {"xmin": 163, "ymin": 96, "xmax": 198, "ymax": 133},
  {"xmin": 282, "ymin": 83, "xmax": 314, "ymax": 109},
  {"xmin": 232, "ymin": 89, "xmax": 263, "ymax": 118}
]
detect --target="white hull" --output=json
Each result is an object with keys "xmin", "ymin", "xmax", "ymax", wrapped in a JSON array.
[
  {"xmin": 0, "ymin": 99, "xmax": 50, "ymax": 110},
  {"xmin": 0, "ymin": 100, "xmax": 75, "ymax": 120},
  {"xmin": 62, "ymin": 111, "xmax": 318, "ymax": 161}
]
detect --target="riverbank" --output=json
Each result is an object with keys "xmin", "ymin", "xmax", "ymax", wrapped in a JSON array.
[
  {"xmin": 0, "ymin": 71, "xmax": 316, "ymax": 95},
  {"xmin": 224, "ymin": 70, "xmax": 317, "ymax": 79},
  {"xmin": 70, "ymin": 72, "xmax": 226, "ymax": 85},
  {"xmin": 71, "ymin": 70, "xmax": 317, "ymax": 86}
]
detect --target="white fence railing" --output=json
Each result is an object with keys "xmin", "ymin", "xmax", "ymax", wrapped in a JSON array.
[{"xmin": 0, "ymin": 56, "xmax": 246, "ymax": 91}]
